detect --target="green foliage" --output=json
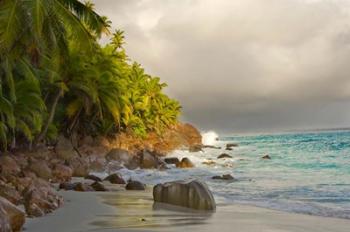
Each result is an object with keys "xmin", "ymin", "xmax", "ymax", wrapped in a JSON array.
[{"xmin": 0, "ymin": 2, "xmax": 181, "ymax": 151}]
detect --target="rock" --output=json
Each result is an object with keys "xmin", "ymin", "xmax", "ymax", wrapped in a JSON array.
[
  {"xmin": 164, "ymin": 157, "xmax": 180, "ymax": 165},
  {"xmin": 23, "ymin": 178, "xmax": 63, "ymax": 217},
  {"xmin": 0, "ymin": 197, "xmax": 25, "ymax": 232},
  {"xmin": 140, "ymin": 150, "xmax": 158, "ymax": 169},
  {"xmin": 225, "ymin": 147, "xmax": 233, "ymax": 151},
  {"xmin": 0, "ymin": 155, "xmax": 21, "ymax": 177},
  {"xmin": 88, "ymin": 158, "xmax": 106, "ymax": 172},
  {"xmin": 212, "ymin": 174, "xmax": 235, "ymax": 181},
  {"xmin": 105, "ymin": 148, "xmax": 139, "ymax": 169},
  {"xmin": 73, "ymin": 183, "xmax": 94, "ymax": 192},
  {"xmin": 176, "ymin": 158, "xmax": 194, "ymax": 168},
  {"xmin": 262, "ymin": 154, "xmax": 271, "ymax": 159},
  {"xmin": 28, "ymin": 160, "xmax": 52, "ymax": 180},
  {"xmin": 0, "ymin": 183, "xmax": 22, "ymax": 205},
  {"xmin": 202, "ymin": 160, "xmax": 216, "ymax": 166},
  {"xmin": 226, "ymin": 143, "xmax": 238, "ymax": 149},
  {"xmin": 202, "ymin": 145, "xmax": 221, "ymax": 149},
  {"xmin": 55, "ymin": 135, "xmax": 78, "ymax": 160},
  {"xmin": 189, "ymin": 144, "xmax": 203, "ymax": 152},
  {"xmin": 125, "ymin": 180, "xmax": 145, "ymax": 190},
  {"xmin": 85, "ymin": 174, "xmax": 102, "ymax": 182},
  {"xmin": 59, "ymin": 182, "xmax": 77, "ymax": 191},
  {"xmin": 217, "ymin": 153, "xmax": 232, "ymax": 159},
  {"xmin": 153, "ymin": 180, "xmax": 216, "ymax": 210},
  {"xmin": 104, "ymin": 173, "xmax": 125, "ymax": 184},
  {"xmin": 52, "ymin": 164, "xmax": 73, "ymax": 183},
  {"xmin": 68, "ymin": 156, "xmax": 89, "ymax": 177},
  {"xmin": 91, "ymin": 182, "xmax": 108, "ymax": 192}
]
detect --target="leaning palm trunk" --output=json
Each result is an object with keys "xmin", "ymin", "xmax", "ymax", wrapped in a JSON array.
[{"xmin": 35, "ymin": 88, "xmax": 63, "ymax": 144}]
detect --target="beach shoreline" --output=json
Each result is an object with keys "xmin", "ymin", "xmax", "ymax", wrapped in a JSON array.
[{"xmin": 24, "ymin": 186, "xmax": 350, "ymax": 232}]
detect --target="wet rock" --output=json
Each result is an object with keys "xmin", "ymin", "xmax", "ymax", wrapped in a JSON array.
[
  {"xmin": 28, "ymin": 160, "xmax": 52, "ymax": 180},
  {"xmin": 125, "ymin": 180, "xmax": 145, "ymax": 190},
  {"xmin": 217, "ymin": 153, "xmax": 232, "ymax": 159},
  {"xmin": 0, "ymin": 183, "xmax": 22, "ymax": 205},
  {"xmin": 59, "ymin": 182, "xmax": 76, "ymax": 191},
  {"xmin": 225, "ymin": 147, "xmax": 233, "ymax": 151},
  {"xmin": 164, "ymin": 157, "xmax": 180, "ymax": 165},
  {"xmin": 73, "ymin": 183, "xmax": 94, "ymax": 192},
  {"xmin": 176, "ymin": 158, "xmax": 194, "ymax": 168},
  {"xmin": 153, "ymin": 180, "xmax": 216, "ymax": 210},
  {"xmin": 202, "ymin": 145, "xmax": 221, "ymax": 149},
  {"xmin": 202, "ymin": 160, "xmax": 216, "ymax": 166},
  {"xmin": 23, "ymin": 178, "xmax": 63, "ymax": 217},
  {"xmin": 226, "ymin": 143, "xmax": 238, "ymax": 149},
  {"xmin": 85, "ymin": 174, "xmax": 102, "ymax": 182},
  {"xmin": 212, "ymin": 174, "xmax": 235, "ymax": 181},
  {"xmin": 52, "ymin": 164, "xmax": 73, "ymax": 183},
  {"xmin": 0, "ymin": 197, "xmax": 25, "ymax": 232},
  {"xmin": 105, "ymin": 148, "xmax": 139, "ymax": 170},
  {"xmin": 140, "ymin": 150, "xmax": 158, "ymax": 169},
  {"xmin": 104, "ymin": 173, "xmax": 125, "ymax": 184},
  {"xmin": 262, "ymin": 154, "xmax": 271, "ymax": 159},
  {"xmin": 91, "ymin": 182, "xmax": 108, "ymax": 192}
]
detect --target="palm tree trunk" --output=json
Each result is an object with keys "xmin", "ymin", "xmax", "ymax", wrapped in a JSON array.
[{"xmin": 36, "ymin": 88, "xmax": 63, "ymax": 144}]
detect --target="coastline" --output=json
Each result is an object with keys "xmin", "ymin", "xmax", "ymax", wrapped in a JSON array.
[{"xmin": 25, "ymin": 186, "xmax": 350, "ymax": 232}]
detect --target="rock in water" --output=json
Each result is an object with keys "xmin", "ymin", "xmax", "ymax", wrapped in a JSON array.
[
  {"xmin": 0, "ymin": 197, "xmax": 25, "ymax": 232},
  {"xmin": 262, "ymin": 154, "xmax": 271, "ymax": 159},
  {"xmin": 226, "ymin": 143, "xmax": 239, "ymax": 149},
  {"xmin": 104, "ymin": 173, "xmax": 126, "ymax": 184},
  {"xmin": 212, "ymin": 174, "xmax": 235, "ymax": 181},
  {"xmin": 125, "ymin": 180, "xmax": 145, "ymax": 190},
  {"xmin": 153, "ymin": 180, "xmax": 216, "ymax": 210},
  {"xmin": 164, "ymin": 157, "xmax": 180, "ymax": 165},
  {"xmin": 217, "ymin": 153, "xmax": 232, "ymax": 159},
  {"xmin": 140, "ymin": 150, "xmax": 158, "ymax": 169},
  {"xmin": 176, "ymin": 158, "xmax": 194, "ymax": 168}
]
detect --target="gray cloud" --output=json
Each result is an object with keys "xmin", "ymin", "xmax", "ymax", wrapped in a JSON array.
[{"xmin": 93, "ymin": 0, "xmax": 350, "ymax": 133}]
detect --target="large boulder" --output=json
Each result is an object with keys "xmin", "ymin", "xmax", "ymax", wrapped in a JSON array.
[
  {"xmin": 0, "ymin": 183, "xmax": 22, "ymax": 205},
  {"xmin": 105, "ymin": 148, "xmax": 139, "ymax": 170},
  {"xmin": 0, "ymin": 197, "xmax": 25, "ymax": 232},
  {"xmin": 0, "ymin": 156, "xmax": 21, "ymax": 177},
  {"xmin": 52, "ymin": 164, "xmax": 73, "ymax": 183},
  {"xmin": 28, "ymin": 160, "xmax": 52, "ymax": 180},
  {"xmin": 23, "ymin": 178, "xmax": 63, "ymax": 217},
  {"xmin": 153, "ymin": 180, "xmax": 216, "ymax": 211},
  {"xmin": 176, "ymin": 158, "xmax": 194, "ymax": 168},
  {"xmin": 140, "ymin": 150, "xmax": 158, "ymax": 169}
]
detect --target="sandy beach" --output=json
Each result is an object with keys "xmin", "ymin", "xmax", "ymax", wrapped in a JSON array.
[{"xmin": 24, "ymin": 186, "xmax": 350, "ymax": 232}]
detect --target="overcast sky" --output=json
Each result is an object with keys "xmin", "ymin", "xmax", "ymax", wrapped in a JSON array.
[{"xmin": 92, "ymin": 0, "xmax": 350, "ymax": 134}]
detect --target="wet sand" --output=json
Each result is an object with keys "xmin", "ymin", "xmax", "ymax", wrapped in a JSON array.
[{"xmin": 24, "ymin": 185, "xmax": 350, "ymax": 232}]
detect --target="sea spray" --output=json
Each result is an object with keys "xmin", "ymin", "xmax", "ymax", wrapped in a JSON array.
[{"xmin": 202, "ymin": 131, "xmax": 219, "ymax": 145}]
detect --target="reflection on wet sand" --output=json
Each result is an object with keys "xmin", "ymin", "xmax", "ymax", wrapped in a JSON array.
[{"xmin": 90, "ymin": 189, "xmax": 213, "ymax": 230}]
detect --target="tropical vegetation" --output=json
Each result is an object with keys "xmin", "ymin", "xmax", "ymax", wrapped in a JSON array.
[{"xmin": 0, "ymin": 0, "xmax": 181, "ymax": 152}]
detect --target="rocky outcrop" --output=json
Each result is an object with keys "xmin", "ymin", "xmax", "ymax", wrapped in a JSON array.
[
  {"xmin": 176, "ymin": 158, "xmax": 194, "ymax": 168},
  {"xmin": 28, "ymin": 159, "xmax": 52, "ymax": 180},
  {"xmin": 68, "ymin": 156, "xmax": 89, "ymax": 177},
  {"xmin": 105, "ymin": 148, "xmax": 139, "ymax": 169},
  {"xmin": 0, "ymin": 183, "xmax": 21, "ymax": 205},
  {"xmin": 0, "ymin": 197, "xmax": 25, "ymax": 232},
  {"xmin": 125, "ymin": 180, "xmax": 145, "ymax": 190},
  {"xmin": 23, "ymin": 178, "xmax": 63, "ymax": 217},
  {"xmin": 153, "ymin": 180, "xmax": 216, "ymax": 210}
]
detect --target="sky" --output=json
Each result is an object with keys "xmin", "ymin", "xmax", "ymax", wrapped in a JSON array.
[{"xmin": 92, "ymin": 0, "xmax": 350, "ymax": 133}]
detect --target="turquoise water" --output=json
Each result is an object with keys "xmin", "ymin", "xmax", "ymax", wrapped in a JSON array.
[
  {"xmin": 106, "ymin": 130, "xmax": 350, "ymax": 219},
  {"xmin": 214, "ymin": 130, "xmax": 350, "ymax": 219}
]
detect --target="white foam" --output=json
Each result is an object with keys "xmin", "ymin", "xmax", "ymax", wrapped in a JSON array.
[{"xmin": 202, "ymin": 131, "xmax": 219, "ymax": 145}]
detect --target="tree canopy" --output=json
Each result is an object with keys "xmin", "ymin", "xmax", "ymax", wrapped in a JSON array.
[{"xmin": 0, "ymin": 0, "xmax": 181, "ymax": 151}]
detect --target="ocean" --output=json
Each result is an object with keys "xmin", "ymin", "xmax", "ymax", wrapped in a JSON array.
[{"xmin": 99, "ymin": 130, "xmax": 350, "ymax": 219}]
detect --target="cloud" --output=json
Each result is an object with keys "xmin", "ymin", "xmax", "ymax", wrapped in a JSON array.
[{"xmin": 93, "ymin": 0, "xmax": 350, "ymax": 133}]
